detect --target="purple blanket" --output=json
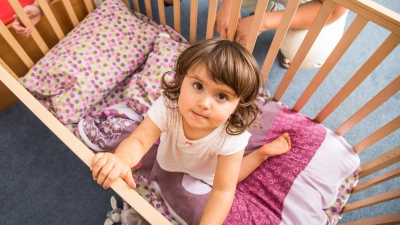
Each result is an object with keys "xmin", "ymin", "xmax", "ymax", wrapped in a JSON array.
[{"xmin": 79, "ymin": 96, "xmax": 359, "ymax": 225}]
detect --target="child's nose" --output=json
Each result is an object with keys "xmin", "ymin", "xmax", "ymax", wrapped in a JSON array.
[{"xmin": 197, "ymin": 96, "xmax": 211, "ymax": 109}]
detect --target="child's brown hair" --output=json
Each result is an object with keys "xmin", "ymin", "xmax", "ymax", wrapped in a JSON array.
[{"xmin": 162, "ymin": 38, "xmax": 261, "ymax": 135}]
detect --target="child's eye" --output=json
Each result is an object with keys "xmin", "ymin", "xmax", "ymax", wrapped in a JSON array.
[
  {"xmin": 193, "ymin": 83, "xmax": 203, "ymax": 90},
  {"xmin": 216, "ymin": 93, "xmax": 228, "ymax": 101}
]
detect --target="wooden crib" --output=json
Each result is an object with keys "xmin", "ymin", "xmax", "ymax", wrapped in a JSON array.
[{"xmin": 0, "ymin": 0, "xmax": 399, "ymax": 224}]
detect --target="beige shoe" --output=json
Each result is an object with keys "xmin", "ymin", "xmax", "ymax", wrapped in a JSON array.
[{"xmin": 280, "ymin": 51, "xmax": 290, "ymax": 69}]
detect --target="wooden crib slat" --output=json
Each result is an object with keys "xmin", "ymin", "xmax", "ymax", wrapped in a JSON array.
[
  {"xmin": 340, "ymin": 212, "xmax": 400, "ymax": 225},
  {"xmin": 352, "ymin": 167, "xmax": 400, "ymax": 194},
  {"xmin": 173, "ymin": 0, "xmax": 181, "ymax": 33},
  {"xmin": 245, "ymin": 0, "xmax": 269, "ymax": 53},
  {"xmin": 0, "ymin": 59, "xmax": 19, "ymax": 81},
  {"xmin": 8, "ymin": 0, "xmax": 49, "ymax": 54},
  {"xmin": 336, "ymin": 76, "xmax": 400, "ymax": 135},
  {"xmin": 121, "ymin": 0, "xmax": 130, "ymax": 9},
  {"xmin": 189, "ymin": 0, "xmax": 198, "ymax": 45},
  {"xmin": 132, "ymin": 0, "xmax": 140, "ymax": 12},
  {"xmin": 37, "ymin": 0, "xmax": 64, "ymax": 40},
  {"xmin": 61, "ymin": 0, "xmax": 79, "ymax": 26},
  {"xmin": 0, "ymin": 65, "xmax": 172, "ymax": 224},
  {"xmin": 158, "ymin": 0, "xmax": 166, "ymax": 24},
  {"xmin": 353, "ymin": 116, "xmax": 399, "ymax": 153},
  {"xmin": 342, "ymin": 188, "xmax": 400, "ymax": 212},
  {"xmin": 83, "ymin": 0, "xmax": 94, "ymax": 13},
  {"xmin": 333, "ymin": 0, "xmax": 400, "ymax": 37},
  {"xmin": 359, "ymin": 146, "xmax": 400, "ymax": 179},
  {"xmin": 314, "ymin": 33, "xmax": 400, "ymax": 123},
  {"xmin": 206, "ymin": 0, "xmax": 218, "ymax": 39},
  {"xmin": 260, "ymin": 0, "xmax": 300, "ymax": 82},
  {"xmin": 227, "ymin": 0, "xmax": 242, "ymax": 41},
  {"xmin": 273, "ymin": 0, "xmax": 336, "ymax": 101},
  {"xmin": 144, "ymin": 0, "xmax": 153, "ymax": 20},
  {"xmin": 0, "ymin": 59, "xmax": 19, "ymax": 108},
  {"xmin": 292, "ymin": 15, "xmax": 368, "ymax": 112},
  {"xmin": 0, "ymin": 22, "xmax": 34, "ymax": 68}
]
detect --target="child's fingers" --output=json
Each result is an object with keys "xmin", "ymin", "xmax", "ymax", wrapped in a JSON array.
[
  {"xmin": 12, "ymin": 20, "xmax": 23, "ymax": 31},
  {"xmin": 95, "ymin": 159, "xmax": 115, "ymax": 187},
  {"xmin": 121, "ymin": 169, "xmax": 136, "ymax": 189},
  {"xmin": 20, "ymin": 27, "xmax": 31, "ymax": 37},
  {"xmin": 91, "ymin": 153, "xmax": 110, "ymax": 180},
  {"xmin": 90, "ymin": 153, "xmax": 102, "ymax": 173},
  {"xmin": 91, "ymin": 152, "xmax": 105, "ymax": 171},
  {"xmin": 101, "ymin": 164, "xmax": 124, "ymax": 189}
]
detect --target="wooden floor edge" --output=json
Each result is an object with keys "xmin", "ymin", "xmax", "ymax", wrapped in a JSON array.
[{"xmin": 0, "ymin": 65, "xmax": 172, "ymax": 224}]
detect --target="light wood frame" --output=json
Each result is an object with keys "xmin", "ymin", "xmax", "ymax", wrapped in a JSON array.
[{"xmin": 0, "ymin": 0, "xmax": 399, "ymax": 224}]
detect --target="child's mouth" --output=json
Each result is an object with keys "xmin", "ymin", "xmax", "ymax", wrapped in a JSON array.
[{"xmin": 192, "ymin": 111, "xmax": 207, "ymax": 119}]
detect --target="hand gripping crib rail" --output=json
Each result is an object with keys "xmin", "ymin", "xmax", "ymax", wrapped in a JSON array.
[{"xmin": 0, "ymin": 0, "xmax": 399, "ymax": 224}]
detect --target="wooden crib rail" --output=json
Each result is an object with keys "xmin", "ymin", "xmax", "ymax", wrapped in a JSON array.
[
  {"xmin": 335, "ymin": 76, "xmax": 400, "ymax": 136},
  {"xmin": 260, "ymin": 0, "xmax": 300, "ymax": 79},
  {"xmin": 359, "ymin": 146, "xmax": 400, "ymax": 179},
  {"xmin": 37, "ymin": 0, "xmax": 64, "ymax": 40},
  {"xmin": 273, "ymin": 0, "xmax": 337, "ymax": 100},
  {"xmin": 61, "ymin": 0, "xmax": 79, "ymax": 26},
  {"xmin": 353, "ymin": 167, "xmax": 400, "ymax": 194},
  {"xmin": 274, "ymin": 0, "xmax": 400, "ymax": 106},
  {"xmin": 340, "ymin": 212, "xmax": 400, "ymax": 225},
  {"xmin": 0, "ymin": 64, "xmax": 172, "ymax": 225},
  {"xmin": 145, "ymin": 0, "xmax": 154, "ymax": 20},
  {"xmin": 8, "ymin": 0, "xmax": 49, "ymax": 54},
  {"xmin": 0, "ymin": 22, "xmax": 34, "ymax": 69},
  {"xmin": 206, "ymin": 0, "xmax": 218, "ymax": 39},
  {"xmin": 292, "ymin": 15, "xmax": 369, "ymax": 113},
  {"xmin": 342, "ymin": 188, "xmax": 400, "ymax": 213},
  {"xmin": 314, "ymin": 33, "xmax": 399, "ymax": 124},
  {"xmin": 132, "ymin": 0, "xmax": 139, "ymax": 12},
  {"xmin": 0, "ymin": 59, "xmax": 19, "ymax": 81},
  {"xmin": 352, "ymin": 116, "xmax": 399, "ymax": 154}
]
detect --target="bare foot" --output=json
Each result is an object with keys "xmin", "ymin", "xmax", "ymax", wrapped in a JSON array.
[{"xmin": 259, "ymin": 132, "xmax": 291, "ymax": 160}]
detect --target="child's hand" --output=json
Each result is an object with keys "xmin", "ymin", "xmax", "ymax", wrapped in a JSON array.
[
  {"xmin": 12, "ymin": 4, "xmax": 43, "ymax": 37},
  {"xmin": 90, "ymin": 152, "xmax": 136, "ymax": 189}
]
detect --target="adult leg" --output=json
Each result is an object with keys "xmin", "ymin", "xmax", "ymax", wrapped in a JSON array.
[
  {"xmin": 280, "ymin": 10, "xmax": 349, "ymax": 69},
  {"xmin": 218, "ymin": 0, "xmax": 278, "ymax": 13},
  {"xmin": 241, "ymin": 0, "xmax": 278, "ymax": 13}
]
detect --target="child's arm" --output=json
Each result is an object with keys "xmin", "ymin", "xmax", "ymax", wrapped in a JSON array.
[
  {"xmin": 90, "ymin": 115, "xmax": 162, "ymax": 189},
  {"xmin": 199, "ymin": 149, "xmax": 244, "ymax": 225}
]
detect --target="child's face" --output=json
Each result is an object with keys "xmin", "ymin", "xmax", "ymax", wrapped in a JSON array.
[{"xmin": 178, "ymin": 64, "xmax": 240, "ymax": 135}]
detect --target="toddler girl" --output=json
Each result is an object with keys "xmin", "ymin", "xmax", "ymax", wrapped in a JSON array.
[{"xmin": 91, "ymin": 38, "xmax": 291, "ymax": 224}]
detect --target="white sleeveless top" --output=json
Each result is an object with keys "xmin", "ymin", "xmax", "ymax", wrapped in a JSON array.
[{"xmin": 147, "ymin": 96, "xmax": 251, "ymax": 186}]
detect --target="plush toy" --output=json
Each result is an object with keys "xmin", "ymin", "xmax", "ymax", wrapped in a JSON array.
[
  {"xmin": 104, "ymin": 196, "xmax": 150, "ymax": 225},
  {"xmin": 104, "ymin": 196, "xmax": 122, "ymax": 225}
]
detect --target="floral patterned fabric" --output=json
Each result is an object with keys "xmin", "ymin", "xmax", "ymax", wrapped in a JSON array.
[
  {"xmin": 125, "ymin": 33, "xmax": 189, "ymax": 116},
  {"xmin": 20, "ymin": 0, "xmax": 160, "ymax": 125}
]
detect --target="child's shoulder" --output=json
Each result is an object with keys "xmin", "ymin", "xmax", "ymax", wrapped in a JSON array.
[{"xmin": 159, "ymin": 95, "xmax": 178, "ymax": 109}]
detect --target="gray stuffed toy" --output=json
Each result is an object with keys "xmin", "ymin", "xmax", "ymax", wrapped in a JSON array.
[{"xmin": 104, "ymin": 196, "xmax": 150, "ymax": 225}]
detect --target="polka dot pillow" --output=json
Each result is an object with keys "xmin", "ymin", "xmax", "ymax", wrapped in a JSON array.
[
  {"xmin": 20, "ymin": 0, "xmax": 160, "ymax": 124},
  {"xmin": 125, "ymin": 33, "xmax": 189, "ymax": 117}
]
